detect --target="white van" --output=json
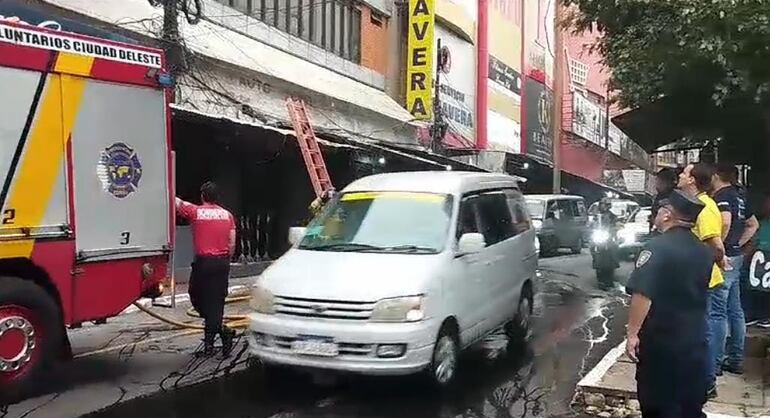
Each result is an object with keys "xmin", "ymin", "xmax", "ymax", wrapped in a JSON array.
[{"xmin": 247, "ymin": 171, "xmax": 538, "ymax": 386}]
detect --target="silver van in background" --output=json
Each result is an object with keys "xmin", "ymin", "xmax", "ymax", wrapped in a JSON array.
[
  {"xmin": 247, "ymin": 171, "xmax": 538, "ymax": 387},
  {"xmin": 525, "ymin": 194, "xmax": 588, "ymax": 256}
]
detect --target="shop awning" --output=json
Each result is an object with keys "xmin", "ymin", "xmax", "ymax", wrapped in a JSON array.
[
  {"xmin": 171, "ymin": 104, "xmax": 473, "ymax": 171},
  {"xmin": 505, "ymin": 154, "xmax": 636, "ymax": 200},
  {"xmin": 375, "ymin": 143, "xmax": 487, "ymax": 172},
  {"xmin": 611, "ymin": 99, "xmax": 686, "ymax": 153},
  {"xmin": 171, "ymin": 104, "xmax": 359, "ymax": 149}
]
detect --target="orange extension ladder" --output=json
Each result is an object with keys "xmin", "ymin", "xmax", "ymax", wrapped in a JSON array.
[{"xmin": 285, "ymin": 97, "xmax": 334, "ymax": 198}]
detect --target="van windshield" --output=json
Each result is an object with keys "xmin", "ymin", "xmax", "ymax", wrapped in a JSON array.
[
  {"xmin": 526, "ymin": 200, "xmax": 545, "ymax": 219},
  {"xmin": 299, "ymin": 191, "xmax": 454, "ymax": 254}
]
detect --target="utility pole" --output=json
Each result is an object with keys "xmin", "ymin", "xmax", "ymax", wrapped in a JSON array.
[
  {"xmin": 162, "ymin": 0, "xmax": 184, "ymax": 79},
  {"xmin": 604, "ymin": 84, "xmax": 611, "ymax": 149},
  {"xmin": 476, "ymin": 0, "xmax": 489, "ymax": 150},
  {"xmin": 552, "ymin": 0, "xmax": 563, "ymax": 193},
  {"xmin": 431, "ymin": 38, "xmax": 445, "ymax": 154}
]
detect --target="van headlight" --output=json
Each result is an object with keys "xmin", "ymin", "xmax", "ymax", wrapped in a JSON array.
[
  {"xmin": 370, "ymin": 296, "xmax": 425, "ymax": 322},
  {"xmin": 250, "ymin": 286, "xmax": 275, "ymax": 314},
  {"xmin": 532, "ymin": 219, "xmax": 542, "ymax": 230}
]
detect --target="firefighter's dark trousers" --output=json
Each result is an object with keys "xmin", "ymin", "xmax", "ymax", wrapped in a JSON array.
[{"xmin": 189, "ymin": 255, "xmax": 230, "ymax": 345}]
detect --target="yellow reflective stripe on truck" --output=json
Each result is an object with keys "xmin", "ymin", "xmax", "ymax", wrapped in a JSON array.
[
  {"xmin": 0, "ymin": 54, "xmax": 92, "ymax": 259},
  {"xmin": 54, "ymin": 53, "xmax": 95, "ymax": 77}
]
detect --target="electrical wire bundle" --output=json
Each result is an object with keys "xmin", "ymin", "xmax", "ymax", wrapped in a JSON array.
[{"xmin": 148, "ymin": 0, "xmax": 204, "ymax": 24}]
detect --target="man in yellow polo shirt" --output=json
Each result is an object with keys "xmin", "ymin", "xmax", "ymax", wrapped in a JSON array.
[{"xmin": 679, "ymin": 163, "xmax": 727, "ymax": 399}]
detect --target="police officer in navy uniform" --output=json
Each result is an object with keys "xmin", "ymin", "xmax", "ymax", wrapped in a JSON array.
[{"xmin": 625, "ymin": 190, "xmax": 713, "ymax": 418}]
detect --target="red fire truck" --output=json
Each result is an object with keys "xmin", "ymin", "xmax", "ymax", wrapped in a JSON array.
[{"xmin": 0, "ymin": 21, "xmax": 173, "ymax": 397}]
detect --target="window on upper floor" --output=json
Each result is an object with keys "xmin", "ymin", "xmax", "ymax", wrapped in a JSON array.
[
  {"xmin": 217, "ymin": 0, "xmax": 362, "ymax": 63},
  {"xmin": 568, "ymin": 58, "xmax": 588, "ymax": 87}
]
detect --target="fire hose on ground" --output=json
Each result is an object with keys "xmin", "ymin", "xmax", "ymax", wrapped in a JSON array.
[
  {"xmin": 73, "ymin": 291, "xmax": 252, "ymax": 358},
  {"xmin": 130, "ymin": 291, "xmax": 253, "ymax": 330}
]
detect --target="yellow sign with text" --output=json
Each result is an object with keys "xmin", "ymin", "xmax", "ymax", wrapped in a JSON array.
[{"xmin": 406, "ymin": 0, "xmax": 435, "ymax": 120}]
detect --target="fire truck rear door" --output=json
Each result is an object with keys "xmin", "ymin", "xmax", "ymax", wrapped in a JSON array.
[
  {"xmin": 0, "ymin": 66, "xmax": 68, "ymax": 247},
  {"xmin": 65, "ymin": 76, "xmax": 170, "ymax": 261}
]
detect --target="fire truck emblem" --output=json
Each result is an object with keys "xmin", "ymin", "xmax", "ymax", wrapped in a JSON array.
[{"xmin": 97, "ymin": 142, "xmax": 143, "ymax": 198}]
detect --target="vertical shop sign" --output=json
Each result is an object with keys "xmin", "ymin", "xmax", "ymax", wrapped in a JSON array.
[
  {"xmin": 524, "ymin": 78, "xmax": 553, "ymax": 162},
  {"xmin": 406, "ymin": 0, "xmax": 435, "ymax": 120}
]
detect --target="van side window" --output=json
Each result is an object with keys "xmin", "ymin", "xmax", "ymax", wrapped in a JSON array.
[
  {"xmin": 457, "ymin": 198, "xmax": 481, "ymax": 240},
  {"xmin": 557, "ymin": 199, "xmax": 575, "ymax": 219},
  {"xmin": 504, "ymin": 189, "xmax": 532, "ymax": 235},
  {"xmin": 475, "ymin": 192, "xmax": 514, "ymax": 245},
  {"xmin": 576, "ymin": 200, "xmax": 587, "ymax": 217},
  {"xmin": 546, "ymin": 201, "xmax": 559, "ymax": 220}
]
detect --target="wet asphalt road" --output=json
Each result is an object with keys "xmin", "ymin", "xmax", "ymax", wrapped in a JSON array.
[{"xmin": 86, "ymin": 251, "xmax": 634, "ymax": 418}]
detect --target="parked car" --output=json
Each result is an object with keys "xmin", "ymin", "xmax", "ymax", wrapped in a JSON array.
[
  {"xmin": 617, "ymin": 206, "xmax": 652, "ymax": 259},
  {"xmin": 247, "ymin": 171, "xmax": 538, "ymax": 387},
  {"xmin": 525, "ymin": 195, "xmax": 589, "ymax": 256}
]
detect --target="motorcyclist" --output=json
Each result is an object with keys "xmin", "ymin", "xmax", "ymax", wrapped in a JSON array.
[
  {"xmin": 597, "ymin": 198, "xmax": 620, "ymax": 230},
  {"xmin": 592, "ymin": 198, "xmax": 621, "ymax": 288}
]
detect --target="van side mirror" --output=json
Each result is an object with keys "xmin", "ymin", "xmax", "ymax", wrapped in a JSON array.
[
  {"xmin": 288, "ymin": 227, "xmax": 307, "ymax": 246},
  {"xmin": 457, "ymin": 233, "xmax": 486, "ymax": 255}
]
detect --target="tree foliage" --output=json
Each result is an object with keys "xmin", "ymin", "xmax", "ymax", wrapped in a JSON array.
[{"xmin": 565, "ymin": 0, "xmax": 770, "ymax": 138}]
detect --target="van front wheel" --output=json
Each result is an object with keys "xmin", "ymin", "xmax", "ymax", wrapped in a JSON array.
[
  {"xmin": 506, "ymin": 289, "xmax": 533, "ymax": 344},
  {"xmin": 429, "ymin": 324, "xmax": 459, "ymax": 388}
]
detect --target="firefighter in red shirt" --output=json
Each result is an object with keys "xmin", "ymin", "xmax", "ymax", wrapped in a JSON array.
[{"xmin": 176, "ymin": 182, "xmax": 236, "ymax": 357}]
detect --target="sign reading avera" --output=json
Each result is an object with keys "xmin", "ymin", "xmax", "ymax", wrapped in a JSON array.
[
  {"xmin": 406, "ymin": 0, "xmax": 435, "ymax": 120},
  {"xmin": 749, "ymin": 250, "xmax": 770, "ymax": 292}
]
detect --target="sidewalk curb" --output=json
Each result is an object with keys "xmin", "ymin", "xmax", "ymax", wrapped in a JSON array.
[
  {"xmin": 578, "ymin": 340, "xmax": 626, "ymax": 388},
  {"xmin": 576, "ymin": 340, "xmax": 760, "ymax": 418},
  {"xmin": 120, "ymin": 284, "xmax": 251, "ymax": 315}
]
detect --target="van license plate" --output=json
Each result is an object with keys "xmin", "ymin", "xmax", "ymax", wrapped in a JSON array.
[{"xmin": 291, "ymin": 340, "xmax": 339, "ymax": 357}]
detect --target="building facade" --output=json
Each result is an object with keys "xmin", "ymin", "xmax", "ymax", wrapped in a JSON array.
[
  {"xmin": 559, "ymin": 24, "xmax": 654, "ymax": 196},
  {"xmin": 9, "ymin": 0, "xmax": 658, "ymax": 267},
  {"xmin": 17, "ymin": 0, "xmax": 475, "ymax": 274}
]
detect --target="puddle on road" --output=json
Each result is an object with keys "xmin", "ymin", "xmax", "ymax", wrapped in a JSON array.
[{"xmin": 85, "ymin": 283, "xmax": 621, "ymax": 418}]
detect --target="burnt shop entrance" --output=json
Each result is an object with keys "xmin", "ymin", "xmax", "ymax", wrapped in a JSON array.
[{"xmin": 171, "ymin": 111, "xmax": 345, "ymax": 280}]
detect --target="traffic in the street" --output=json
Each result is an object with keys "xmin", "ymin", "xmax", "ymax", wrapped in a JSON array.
[
  {"xmin": 3, "ymin": 0, "xmax": 770, "ymax": 417},
  {"xmin": 87, "ymin": 251, "xmax": 633, "ymax": 418}
]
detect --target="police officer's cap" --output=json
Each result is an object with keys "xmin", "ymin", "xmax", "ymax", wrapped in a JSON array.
[{"xmin": 659, "ymin": 189, "xmax": 705, "ymax": 223}]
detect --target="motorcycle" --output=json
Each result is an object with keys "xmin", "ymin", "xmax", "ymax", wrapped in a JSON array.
[{"xmin": 590, "ymin": 222, "xmax": 620, "ymax": 289}]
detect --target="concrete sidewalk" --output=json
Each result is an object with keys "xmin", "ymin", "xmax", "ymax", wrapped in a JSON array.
[
  {"xmin": 2, "ymin": 276, "xmax": 258, "ymax": 418},
  {"xmin": 574, "ymin": 330, "xmax": 770, "ymax": 417}
]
